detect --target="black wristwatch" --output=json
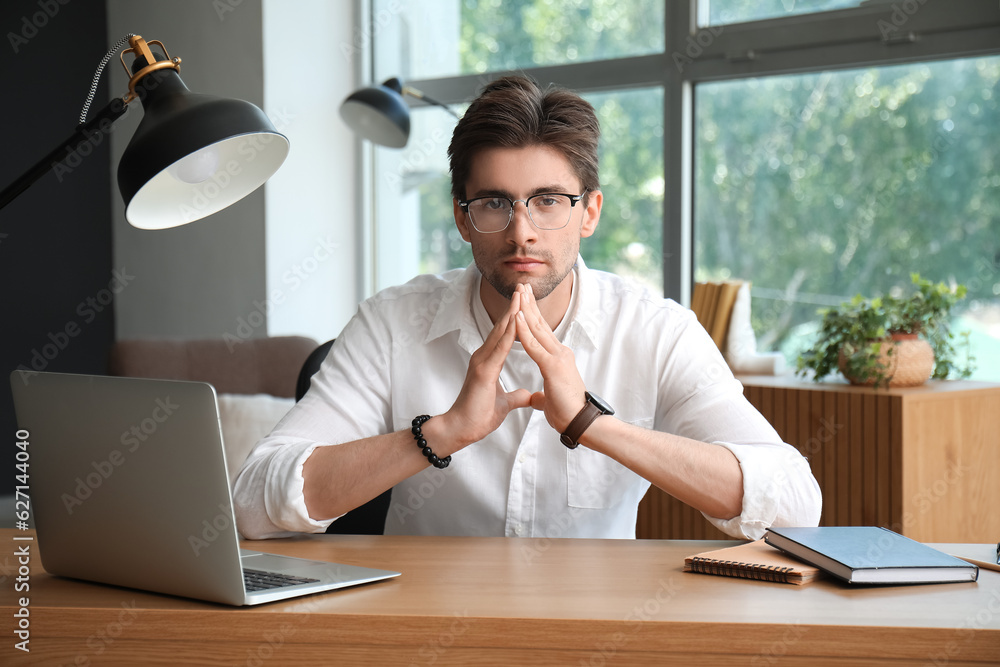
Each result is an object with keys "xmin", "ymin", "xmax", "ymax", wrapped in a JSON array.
[{"xmin": 560, "ymin": 391, "xmax": 615, "ymax": 449}]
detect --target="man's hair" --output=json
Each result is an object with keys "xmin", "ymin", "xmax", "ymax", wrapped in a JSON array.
[{"xmin": 447, "ymin": 75, "xmax": 600, "ymax": 201}]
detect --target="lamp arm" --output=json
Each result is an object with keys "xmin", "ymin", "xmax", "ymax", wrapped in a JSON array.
[
  {"xmin": 0, "ymin": 95, "xmax": 130, "ymax": 211},
  {"xmin": 402, "ymin": 86, "xmax": 461, "ymax": 120}
]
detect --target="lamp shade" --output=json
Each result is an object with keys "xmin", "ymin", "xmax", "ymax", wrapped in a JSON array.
[
  {"xmin": 117, "ymin": 68, "xmax": 288, "ymax": 229},
  {"xmin": 339, "ymin": 77, "xmax": 410, "ymax": 148}
]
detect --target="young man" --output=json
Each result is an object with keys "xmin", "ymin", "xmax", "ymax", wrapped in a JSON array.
[{"xmin": 234, "ymin": 76, "xmax": 821, "ymax": 540}]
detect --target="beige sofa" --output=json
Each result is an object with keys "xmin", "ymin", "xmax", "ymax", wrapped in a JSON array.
[{"xmin": 109, "ymin": 336, "xmax": 318, "ymax": 485}]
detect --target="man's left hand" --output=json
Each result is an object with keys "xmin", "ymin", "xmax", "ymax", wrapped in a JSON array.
[{"xmin": 513, "ymin": 283, "xmax": 588, "ymax": 433}]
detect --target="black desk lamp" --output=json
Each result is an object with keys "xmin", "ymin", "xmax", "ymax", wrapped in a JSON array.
[
  {"xmin": 339, "ymin": 77, "xmax": 459, "ymax": 148},
  {"xmin": 0, "ymin": 34, "xmax": 288, "ymax": 229}
]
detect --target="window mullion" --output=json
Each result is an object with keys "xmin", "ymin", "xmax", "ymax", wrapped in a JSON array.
[
  {"xmin": 684, "ymin": 25, "xmax": 1000, "ymax": 83},
  {"xmin": 689, "ymin": 0, "xmax": 996, "ymax": 60},
  {"xmin": 662, "ymin": 0, "xmax": 694, "ymax": 302},
  {"xmin": 408, "ymin": 54, "xmax": 670, "ymax": 105},
  {"xmin": 677, "ymin": 1, "xmax": 1000, "ymax": 82}
]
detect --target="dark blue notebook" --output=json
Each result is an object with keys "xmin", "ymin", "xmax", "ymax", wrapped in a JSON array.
[{"xmin": 764, "ymin": 526, "xmax": 979, "ymax": 585}]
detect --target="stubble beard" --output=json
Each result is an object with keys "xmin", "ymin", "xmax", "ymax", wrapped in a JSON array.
[{"xmin": 475, "ymin": 248, "xmax": 575, "ymax": 302}]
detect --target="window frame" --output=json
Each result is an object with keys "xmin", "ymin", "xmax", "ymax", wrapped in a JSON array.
[{"xmin": 360, "ymin": 0, "xmax": 1000, "ymax": 303}]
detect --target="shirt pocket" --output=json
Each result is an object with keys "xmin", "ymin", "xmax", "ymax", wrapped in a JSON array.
[{"xmin": 566, "ymin": 417, "xmax": 652, "ymax": 509}]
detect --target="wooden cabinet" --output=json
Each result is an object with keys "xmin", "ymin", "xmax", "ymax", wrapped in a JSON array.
[{"xmin": 636, "ymin": 377, "xmax": 1000, "ymax": 543}]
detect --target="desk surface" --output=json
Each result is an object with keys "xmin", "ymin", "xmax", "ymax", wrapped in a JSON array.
[{"xmin": 4, "ymin": 529, "xmax": 999, "ymax": 666}]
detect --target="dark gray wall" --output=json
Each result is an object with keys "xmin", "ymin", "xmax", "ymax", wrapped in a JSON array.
[
  {"xmin": 1, "ymin": 0, "xmax": 114, "ymax": 496},
  {"xmin": 106, "ymin": 0, "xmax": 267, "ymax": 341}
]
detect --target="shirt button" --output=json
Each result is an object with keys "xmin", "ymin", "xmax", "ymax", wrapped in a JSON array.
[
  {"xmin": 514, "ymin": 524, "xmax": 524, "ymax": 536},
  {"xmin": 518, "ymin": 453, "xmax": 527, "ymax": 464}
]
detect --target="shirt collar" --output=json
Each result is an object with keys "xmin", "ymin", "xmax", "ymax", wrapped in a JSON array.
[
  {"xmin": 565, "ymin": 256, "xmax": 602, "ymax": 351},
  {"xmin": 424, "ymin": 256, "xmax": 603, "ymax": 353},
  {"xmin": 424, "ymin": 263, "xmax": 483, "ymax": 353}
]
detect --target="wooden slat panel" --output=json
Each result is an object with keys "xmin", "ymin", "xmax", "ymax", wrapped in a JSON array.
[
  {"xmin": 759, "ymin": 386, "xmax": 774, "ymax": 429},
  {"xmin": 814, "ymin": 390, "xmax": 831, "ymax": 525},
  {"xmin": 671, "ymin": 489, "xmax": 681, "ymax": 539},
  {"xmin": 875, "ymin": 393, "xmax": 892, "ymax": 528},
  {"xmin": 796, "ymin": 386, "xmax": 820, "ymax": 525},
  {"xmin": 772, "ymin": 383, "xmax": 787, "ymax": 442},
  {"xmin": 797, "ymin": 389, "xmax": 820, "ymax": 521},
  {"xmin": 829, "ymin": 394, "xmax": 851, "ymax": 526},
  {"xmin": 782, "ymin": 384, "xmax": 798, "ymax": 447},
  {"xmin": 639, "ymin": 379, "xmax": 1000, "ymax": 541},
  {"xmin": 636, "ymin": 489, "xmax": 653, "ymax": 538},
  {"xmin": 743, "ymin": 384, "xmax": 760, "ymax": 411},
  {"xmin": 862, "ymin": 392, "xmax": 878, "ymax": 525},
  {"xmin": 849, "ymin": 393, "xmax": 864, "ymax": 525},
  {"xmin": 693, "ymin": 509, "xmax": 704, "ymax": 540},
  {"xmin": 636, "ymin": 488, "xmax": 730, "ymax": 540},
  {"xmin": 890, "ymin": 396, "xmax": 904, "ymax": 532},
  {"xmin": 680, "ymin": 487, "xmax": 693, "ymax": 537},
  {"xmin": 640, "ymin": 484, "xmax": 654, "ymax": 538},
  {"xmin": 669, "ymin": 488, "xmax": 681, "ymax": 538}
]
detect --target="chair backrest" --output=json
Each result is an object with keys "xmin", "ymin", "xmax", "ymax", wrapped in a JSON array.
[
  {"xmin": 295, "ymin": 339, "xmax": 336, "ymax": 401},
  {"xmin": 294, "ymin": 339, "xmax": 391, "ymax": 536}
]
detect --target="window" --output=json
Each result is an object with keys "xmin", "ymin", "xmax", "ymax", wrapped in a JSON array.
[
  {"xmin": 373, "ymin": 0, "xmax": 664, "ymax": 80},
  {"xmin": 365, "ymin": 0, "xmax": 999, "ymax": 380},
  {"xmin": 695, "ymin": 57, "xmax": 1000, "ymax": 377},
  {"xmin": 699, "ymin": 0, "xmax": 865, "ymax": 26}
]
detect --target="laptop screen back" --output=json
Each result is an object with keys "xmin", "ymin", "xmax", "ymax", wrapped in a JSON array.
[{"xmin": 10, "ymin": 371, "xmax": 247, "ymax": 604}]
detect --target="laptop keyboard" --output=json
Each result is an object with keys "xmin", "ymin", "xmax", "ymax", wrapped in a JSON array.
[{"xmin": 244, "ymin": 568, "xmax": 321, "ymax": 592}]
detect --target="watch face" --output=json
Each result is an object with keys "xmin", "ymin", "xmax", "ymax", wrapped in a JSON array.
[{"xmin": 585, "ymin": 391, "xmax": 615, "ymax": 415}]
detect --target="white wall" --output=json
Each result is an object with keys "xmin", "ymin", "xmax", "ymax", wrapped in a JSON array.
[
  {"xmin": 371, "ymin": 0, "xmax": 460, "ymax": 290},
  {"xmin": 261, "ymin": 0, "xmax": 360, "ymax": 343},
  {"xmin": 107, "ymin": 0, "xmax": 359, "ymax": 344}
]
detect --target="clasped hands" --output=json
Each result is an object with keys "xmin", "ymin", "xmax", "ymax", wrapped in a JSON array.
[{"xmin": 443, "ymin": 283, "xmax": 588, "ymax": 447}]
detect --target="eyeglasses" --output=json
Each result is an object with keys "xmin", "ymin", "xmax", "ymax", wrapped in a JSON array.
[{"xmin": 458, "ymin": 192, "xmax": 586, "ymax": 233}]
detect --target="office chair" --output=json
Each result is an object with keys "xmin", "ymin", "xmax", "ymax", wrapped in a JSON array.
[{"xmin": 295, "ymin": 339, "xmax": 393, "ymax": 535}]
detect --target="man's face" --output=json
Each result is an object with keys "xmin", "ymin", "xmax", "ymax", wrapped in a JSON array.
[{"xmin": 453, "ymin": 145, "xmax": 602, "ymax": 304}]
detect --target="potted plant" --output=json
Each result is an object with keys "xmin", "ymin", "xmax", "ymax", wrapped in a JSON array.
[{"xmin": 796, "ymin": 274, "xmax": 975, "ymax": 388}]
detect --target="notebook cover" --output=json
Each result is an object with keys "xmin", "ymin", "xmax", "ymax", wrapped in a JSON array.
[
  {"xmin": 684, "ymin": 538, "xmax": 822, "ymax": 585},
  {"xmin": 765, "ymin": 526, "xmax": 979, "ymax": 585}
]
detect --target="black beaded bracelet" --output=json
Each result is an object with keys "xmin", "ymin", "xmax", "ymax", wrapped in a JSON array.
[{"xmin": 411, "ymin": 415, "xmax": 451, "ymax": 469}]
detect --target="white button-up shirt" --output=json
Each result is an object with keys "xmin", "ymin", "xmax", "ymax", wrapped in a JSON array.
[{"xmin": 233, "ymin": 259, "xmax": 821, "ymax": 540}]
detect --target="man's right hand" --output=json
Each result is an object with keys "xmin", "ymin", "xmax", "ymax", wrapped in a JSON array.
[{"xmin": 439, "ymin": 288, "xmax": 532, "ymax": 448}]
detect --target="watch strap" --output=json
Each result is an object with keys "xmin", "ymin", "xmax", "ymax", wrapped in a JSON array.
[{"xmin": 560, "ymin": 401, "xmax": 604, "ymax": 450}]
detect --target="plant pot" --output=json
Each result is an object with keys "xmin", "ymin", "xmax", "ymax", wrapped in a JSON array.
[{"xmin": 839, "ymin": 333, "xmax": 935, "ymax": 387}]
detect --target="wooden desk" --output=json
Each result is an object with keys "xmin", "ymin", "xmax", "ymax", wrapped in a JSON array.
[
  {"xmin": 3, "ymin": 529, "xmax": 999, "ymax": 665},
  {"xmin": 638, "ymin": 377, "xmax": 1000, "ymax": 543}
]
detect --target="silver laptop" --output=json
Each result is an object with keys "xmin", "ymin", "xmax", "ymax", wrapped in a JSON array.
[{"xmin": 9, "ymin": 371, "xmax": 399, "ymax": 605}]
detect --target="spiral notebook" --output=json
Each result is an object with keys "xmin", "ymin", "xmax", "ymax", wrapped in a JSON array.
[{"xmin": 684, "ymin": 539, "xmax": 823, "ymax": 585}]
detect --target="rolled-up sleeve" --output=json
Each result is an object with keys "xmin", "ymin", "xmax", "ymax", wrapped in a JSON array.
[
  {"xmin": 233, "ymin": 432, "xmax": 336, "ymax": 539},
  {"xmin": 709, "ymin": 440, "xmax": 822, "ymax": 539},
  {"xmin": 233, "ymin": 297, "xmax": 395, "ymax": 539},
  {"xmin": 654, "ymin": 308, "xmax": 822, "ymax": 539}
]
